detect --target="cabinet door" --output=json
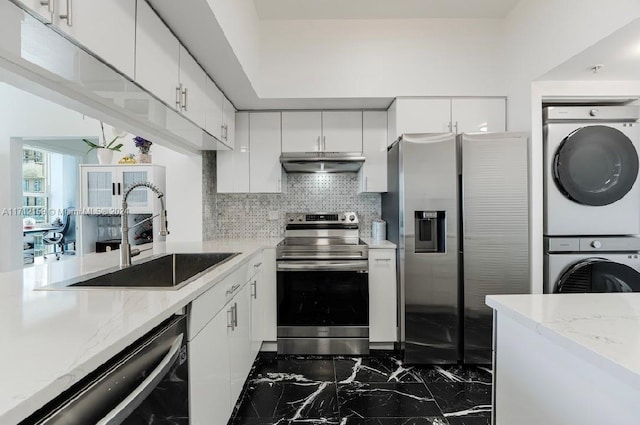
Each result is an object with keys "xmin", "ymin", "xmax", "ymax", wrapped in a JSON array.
[
  {"xmin": 369, "ymin": 249, "xmax": 397, "ymax": 343},
  {"xmin": 359, "ymin": 111, "xmax": 387, "ymax": 193},
  {"xmin": 178, "ymin": 46, "xmax": 207, "ymax": 128},
  {"xmin": 250, "ymin": 267, "xmax": 263, "ymax": 360},
  {"xmin": 82, "ymin": 168, "xmax": 116, "ymax": 210},
  {"xmin": 452, "ymin": 98, "xmax": 506, "ymax": 133},
  {"xmin": 121, "ymin": 168, "xmax": 152, "ymax": 212},
  {"xmin": 229, "ymin": 284, "xmax": 252, "ymax": 408},
  {"xmin": 53, "ymin": 0, "xmax": 135, "ymax": 79},
  {"xmin": 222, "ymin": 96, "xmax": 236, "ymax": 149},
  {"xmin": 395, "ymin": 98, "xmax": 452, "ymax": 135},
  {"xmin": 261, "ymin": 248, "xmax": 277, "ymax": 341},
  {"xmin": 205, "ymin": 77, "xmax": 224, "ymax": 140},
  {"xmin": 282, "ymin": 111, "xmax": 322, "ymax": 152},
  {"xmin": 189, "ymin": 306, "xmax": 232, "ymax": 425},
  {"xmin": 250, "ymin": 112, "xmax": 282, "ymax": 193},
  {"xmin": 135, "ymin": 1, "xmax": 180, "ymax": 108},
  {"xmin": 217, "ymin": 112, "xmax": 250, "ymax": 193},
  {"xmin": 322, "ymin": 111, "xmax": 363, "ymax": 152},
  {"xmin": 16, "ymin": 0, "xmax": 53, "ymax": 23}
]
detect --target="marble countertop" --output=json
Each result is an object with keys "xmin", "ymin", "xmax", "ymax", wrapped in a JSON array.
[
  {"xmin": 0, "ymin": 238, "xmax": 281, "ymax": 424},
  {"xmin": 361, "ymin": 238, "xmax": 396, "ymax": 249},
  {"xmin": 487, "ymin": 293, "xmax": 640, "ymax": 391}
]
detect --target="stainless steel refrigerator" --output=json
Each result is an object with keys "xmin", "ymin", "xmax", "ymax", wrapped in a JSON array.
[{"xmin": 382, "ymin": 132, "xmax": 529, "ymax": 364}]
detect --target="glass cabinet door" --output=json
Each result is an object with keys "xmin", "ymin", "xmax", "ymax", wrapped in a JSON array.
[
  {"xmin": 122, "ymin": 169, "xmax": 150, "ymax": 210},
  {"xmin": 85, "ymin": 170, "xmax": 115, "ymax": 209}
]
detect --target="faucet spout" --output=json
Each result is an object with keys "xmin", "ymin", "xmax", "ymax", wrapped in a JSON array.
[{"xmin": 120, "ymin": 181, "xmax": 169, "ymax": 268}]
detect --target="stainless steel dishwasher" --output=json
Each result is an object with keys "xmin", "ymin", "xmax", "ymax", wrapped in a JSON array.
[{"xmin": 22, "ymin": 315, "xmax": 189, "ymax": 425}]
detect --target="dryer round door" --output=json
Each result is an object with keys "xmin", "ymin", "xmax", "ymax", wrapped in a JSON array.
[
  {"xmin": 555, "ymin": 258, "xmax": 640, "ymax": 293},
  {"xmin": 553, "ymin": 125, "xmax": 639, "ymax": 206}
]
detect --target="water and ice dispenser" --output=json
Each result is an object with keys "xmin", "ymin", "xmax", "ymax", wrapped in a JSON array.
[{"xmin": 414, "ymin": 211, "xmax": 446, "ymax": 253}]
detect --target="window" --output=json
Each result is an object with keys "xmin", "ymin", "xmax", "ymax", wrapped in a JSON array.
[{"xmin": 22, "ymin": 147, "xmax": 49, "ymax": 223}]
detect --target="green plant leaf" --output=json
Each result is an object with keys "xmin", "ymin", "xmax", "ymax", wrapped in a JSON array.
[
  {"xmin": 110, "ymin": 143, "xmax": 124, "ymax": 152},
  {"xmin": 82, "ymin": 138, "xmax": 100, "ymax": 153}
]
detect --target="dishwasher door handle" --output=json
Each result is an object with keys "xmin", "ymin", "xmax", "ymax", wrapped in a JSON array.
[{"xmin": 96, "ymin": 334, "xmax": 184, "ymax": 425}]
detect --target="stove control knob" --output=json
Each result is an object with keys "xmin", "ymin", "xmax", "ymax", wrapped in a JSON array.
[
  {"xmin": 591, "ymin": 240, "xmax": 602, "ymax": 249},
  {"xmin": 340, "ymin": 217, "xmax": 346, "ymax": 221},
  {"xmin": 589, "ymin": 108, "xmax": 599, "ymax": 117},
  {"xmin": 289, "ymin": 218, "xmax": 294, "ymax": 222},
  {"xmin": 297, "ymin": 218, "xmax": 303, "ymax": 222},
  {"xmin": 349, "ymin": 214, "xmax": 356, "ymax": 222}
]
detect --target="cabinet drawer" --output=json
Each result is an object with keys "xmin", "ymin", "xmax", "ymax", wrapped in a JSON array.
[
  {"xmin": 245, "ymin": 252, "xmax": 263, "ymax": 282},
  {"xmin": 189, "ymin": 262, "xmax": 249, "ymax": 340}
]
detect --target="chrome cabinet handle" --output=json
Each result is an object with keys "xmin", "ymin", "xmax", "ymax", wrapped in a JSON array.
[
  {"xmin": 181, "ymin": 87, "xmax": 188, "ymax": 111},
  {"xmin": 447, "ymin": 121, "xmax": 452, "ymax": 132},
  {"xmin": 250, "ymin": 280, "xmax": 257, "ymax": 299},
  {"xmin": 59, "ymin": 0, "xmax": 72, "ymax": 26},
  {"xmin": 454, "ymin": 121, "xmax": 459, "ymax": 134},
  {"xmin": 227, "ymin": 307, "xmax": 234, "ymax": 330},
  {"xmin": 232, "ymin": 302, "xmax": 238, "ymax": 327},
  {"xmin": 225, "ymin": 283, "xmax": 240, "ymax": 295},
  {"xmin": 375, "ymin": 258, "xmax": 392, "ymax": 261},
  {"xmin": 253, "ymin": 262, "xmax": 262, "ymax": 268},
  {"xmin": 175, "ymin": 85, "xmax": 182, "ymax": 109},
  {"xmin": 40, "ymin": 0, "xmax": 53, "ymax": 13},
  {"xmin": 96, "ymin": 335, "xmax": 183, "ymax": 425}
]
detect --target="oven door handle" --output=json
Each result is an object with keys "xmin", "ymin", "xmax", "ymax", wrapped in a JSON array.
[
  {"xmin": 96, "ymin": 334, "xmax": 184, "ymax": 425},
  {"xmin": 277, "ymin": 260, "xmax": 369, "ymax": 272}
]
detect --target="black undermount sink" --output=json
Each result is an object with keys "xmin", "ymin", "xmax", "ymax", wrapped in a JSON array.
[{"xmin": 65, "ymin": 253, "xmax": 240, "ymax": 290}]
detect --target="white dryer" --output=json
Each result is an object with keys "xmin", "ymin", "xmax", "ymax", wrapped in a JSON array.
[
  {"xmin": 544, "ymin": 106, "xmax": 640, "ymax": 236},
  {"xmin": 544, "ymin": 236, "xmax": 640, "ymax": 293}
]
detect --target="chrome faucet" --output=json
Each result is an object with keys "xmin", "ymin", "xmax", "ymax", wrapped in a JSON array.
[{"xmin": 120, "ymin": 181, "xmax": 169, "ymax": 268}]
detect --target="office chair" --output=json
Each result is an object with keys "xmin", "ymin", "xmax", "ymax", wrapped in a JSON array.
[{"xmin": 43, "ymin": 209, "xmax": 76, "ymax": 260}]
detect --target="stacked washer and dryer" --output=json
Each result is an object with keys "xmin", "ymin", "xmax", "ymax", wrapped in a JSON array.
[{"xmin": 544, "ymin": 106, "xmax": 640, "ymax": 293}]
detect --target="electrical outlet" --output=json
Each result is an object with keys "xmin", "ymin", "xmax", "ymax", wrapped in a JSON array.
[{"xmin": 268, "ymin": 210, "xmax": 279, "ymax": 220}]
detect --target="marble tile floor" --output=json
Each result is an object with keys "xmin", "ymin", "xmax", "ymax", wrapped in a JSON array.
[{"xmin": 230, "ymin": 353, "xmax": 492, "ymax": 425}]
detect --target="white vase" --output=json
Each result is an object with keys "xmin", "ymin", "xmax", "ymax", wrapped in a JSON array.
[{"xmin": 97, "ymin": 149, "xmax": 114, "ymax": 164}]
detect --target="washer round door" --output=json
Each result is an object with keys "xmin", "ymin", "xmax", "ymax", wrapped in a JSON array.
[
  {"xmin": 553, "ymin": 125, "xmax": 639, "ymax": 206},
  {"xmin": 555, "ymin": 258, "xmax": 640, "ymax": 293}
]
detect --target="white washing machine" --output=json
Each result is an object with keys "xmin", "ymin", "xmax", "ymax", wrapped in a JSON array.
[
  {"xmin": 544, "ymin": 106, "xmax": 640, "ymax": 236},
  {"xmin": 544, "ymin": 236, "xmax": 640, "ymax": 293}
]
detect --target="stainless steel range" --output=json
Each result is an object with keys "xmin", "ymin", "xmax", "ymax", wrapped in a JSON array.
[{"xmin": 276, "ymin": 212, "xmax": 369, "ymax": 355}]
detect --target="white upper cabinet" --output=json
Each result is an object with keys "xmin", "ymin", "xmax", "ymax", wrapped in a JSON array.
[
  {"xmin": 392, "ymin": 98, "xmax": 452, "ymax": 140},
  {"xmin": 282, "ymin": 111, "xmax": 322, "ymax": 152},
  {"xmin": 250, "ymin": 112, "xmax": 283, "ymax": 193},
  {"xmin": 52, "ymin": 0, "xmax": 136, "ymax": 79},
  {"xmin": 16, "ymin": 0, "xmax": 53, "ymax": 23},
  {"xmin": 388, "ymin": 97, "xmax": 507, "ymax": 144},
  {"xmin": 217, "ymin": 112, "xmax": 250, "ymax": 193},
  {"xmin": 178, "ymin": 46, "xmax": 207, "ymax": 128},
  {"xmin": 205, "ymin": 77, "xmax": 224, "ymax": 138},
  {"xmin": 135, "ymin": 1, "xmax": 180, "ymax": 108},
  {"xmin": 222, "ymin": 96, "xmax": 236, "ymax": 149},
  {"xmin": 322, "ymin": 111, "xmax": 363, "ymax": 152},
  {"xmin": 359, "ymin": 111, "xmax": 387, "ymax": 193},
  {"xmin": 451, "ymin": 98, "xmax": 506, "ymax": 133}
]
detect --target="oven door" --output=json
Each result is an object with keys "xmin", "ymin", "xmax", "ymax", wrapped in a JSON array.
[{"xmin": 277, "ymin": 260, "xmax": 369, "ymax": 354}]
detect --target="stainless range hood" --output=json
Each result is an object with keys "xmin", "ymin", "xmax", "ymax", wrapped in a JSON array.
[{"xmin": 280, "ymin": 152, "xmax": 365, "ymax": 173}]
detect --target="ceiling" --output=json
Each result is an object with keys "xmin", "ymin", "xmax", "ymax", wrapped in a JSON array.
[
  {"xmin": 252, "ymin": 0, "xmax": 522, "ymax": 20},
  {"xmin": 539, "ymin": 18, "xmax": 640, "ymax": 81}
]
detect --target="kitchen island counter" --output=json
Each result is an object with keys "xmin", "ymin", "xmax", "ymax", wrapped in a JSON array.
[
  {"xmin": 487, "ymin": 293, "xmax": 640, "ymax": 425},
  {"xmin": 0, "ymin": 239, "xmax": 281, "ymax": 424}
]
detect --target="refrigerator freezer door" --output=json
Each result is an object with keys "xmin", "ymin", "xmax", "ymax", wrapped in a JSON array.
[
  {"xmin": 400, "ymin": 133, "xmax": 459, "ymax": 364},
  {"xmin": 461, "ymin": 132, "xmax": 529, "ymax": 364}
]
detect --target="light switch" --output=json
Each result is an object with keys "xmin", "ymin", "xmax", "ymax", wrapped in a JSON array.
[{"xmin": 268, "ymin": 211, "xmax": 279, "ymax": 220}]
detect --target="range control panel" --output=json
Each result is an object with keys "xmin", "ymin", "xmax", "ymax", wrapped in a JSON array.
[{"xmin": 285, "ymin": 212, "xmax": 359, "ymax": 224}]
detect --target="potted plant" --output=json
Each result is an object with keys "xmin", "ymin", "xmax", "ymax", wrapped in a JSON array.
[
  {"xmin": 83, "ymin": 122, "xmax": 124, "ymax": 165},
  {"xmin": 133, "ymin": 136, "xmax": 153, "ymax": 163}
]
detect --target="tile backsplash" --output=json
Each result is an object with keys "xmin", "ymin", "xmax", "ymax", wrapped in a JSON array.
[{"xmin": 202, "ymin": 151, "xmax": 381, "ymax": 239}]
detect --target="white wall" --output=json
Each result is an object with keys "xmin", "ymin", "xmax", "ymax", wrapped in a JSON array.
[
  {"xmin": 258, "ymin": 18, "xmax": 507, "ymax": 99},
  {"xmin": 503, "ymin": 0, "xmax": 640, "ymax": 132}
]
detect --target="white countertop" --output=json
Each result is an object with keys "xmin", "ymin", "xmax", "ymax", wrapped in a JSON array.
[
  {"xmin": 0, "ymin": 239, "xmax": 281, "ymax": 424},
  {"xmin": 487, "ymin": 293, "xmax": 640, "ymax": 391},
  {"xmin": 362, "ymin": 238, "xmax": 396, "ymax": 249}
]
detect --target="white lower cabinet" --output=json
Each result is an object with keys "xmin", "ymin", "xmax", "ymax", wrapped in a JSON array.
[
  {"xmin": 189, "ymin": 254, "xmax": 267, "ymax": 425},
  {"xmin": 189, "ymin": 304, "xmax": 232, "ymax": 425},
  {"xmin": 369, "ymin": 248, "xmax": 398, "ymax": 343}
]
